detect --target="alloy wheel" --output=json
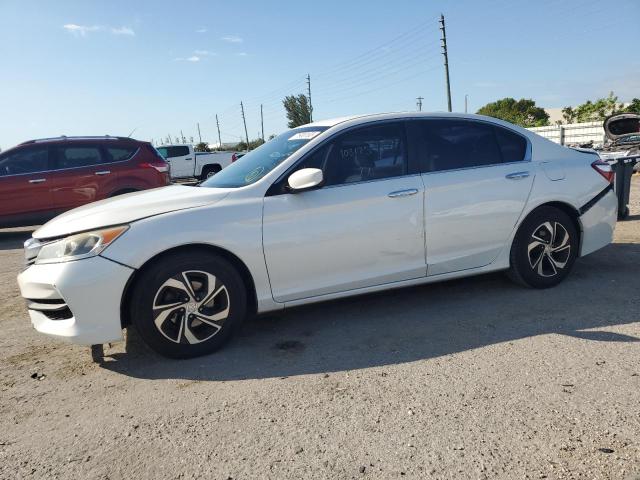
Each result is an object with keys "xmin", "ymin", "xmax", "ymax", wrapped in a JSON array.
[
  {"xmin": 527, "ymin": 222, "xmax": 571, "ymax": 277},
  {"xmin": 152, "ymin": 270, "xmax": 230, "ymax": 344}
]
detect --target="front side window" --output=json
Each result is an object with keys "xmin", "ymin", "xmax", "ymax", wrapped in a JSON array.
[
  {"xmin": 414, "ymin": 120, "xmax": 503, "ymax": 173},
  {"xmin": 56, "ymin": 146, "xmax": 103, "ymax": 169},
  {"xmin": 202, "ymin": 127, "xmax": 328, "ymax": 188},
  {"xmin": 156, "ymin": 146, "xmax": 190, "ymax": 158},
  {"xmin": 317, "ymin": 124, "xmax": 407, "ymax": 186},
  {"xmin": 0, "ymin": 147, "xmax": 49, "ymax": 176}
]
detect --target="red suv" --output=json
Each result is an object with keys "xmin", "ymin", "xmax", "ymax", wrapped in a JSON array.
[{"xmin": 0, "ymin": 136, "xmax": 169, "ymax": 228}]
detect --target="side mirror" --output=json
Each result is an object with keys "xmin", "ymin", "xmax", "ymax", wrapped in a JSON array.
[{"xmin": 287, "ymin": 168, "xmax": 324, "ymax": 192}]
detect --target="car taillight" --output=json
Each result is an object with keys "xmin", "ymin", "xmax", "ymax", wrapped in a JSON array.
[
  {"xmin": 139, "ymin": 161, "xmax": 169, "ymax": 173},
  {"xmin": 591, "ymin": 160, "xmax": 614, "ymax": 184},
  {"xmin": 231, "ymin": 153, "xmax": 237, "ymax": 162}
]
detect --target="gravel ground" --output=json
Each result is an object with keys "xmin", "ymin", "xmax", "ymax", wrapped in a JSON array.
[{"xmin": 1, "ymin": 178, "xmax": 639, "ymax": 480}]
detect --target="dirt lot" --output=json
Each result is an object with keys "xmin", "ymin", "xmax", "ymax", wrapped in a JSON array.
[{"xmin": 1, "ymin": 179, "xmax": 639, "ymax": 480}]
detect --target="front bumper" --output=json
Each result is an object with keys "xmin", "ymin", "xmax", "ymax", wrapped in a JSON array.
[
  {"xmin": 579, "ymin": 189, "xmax": 617, "ymax": 257},
  {"xmin": 17, "ymin": 255, "xmax": 134, "ymax": 345}
]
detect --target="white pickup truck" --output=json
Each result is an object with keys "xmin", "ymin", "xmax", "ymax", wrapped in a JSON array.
[{"xmin": 156, "ymin": 144, "xmax": 240, "ymax": 180}]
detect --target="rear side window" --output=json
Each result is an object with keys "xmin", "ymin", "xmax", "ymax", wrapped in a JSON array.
[
  {"xmin": 56, "ymin": 146, "xmax": 103, "ymax": 169},
  {"xmin": 157, "ymin": 146, "xmax": 190, "ymax": 158},
  {"xmin": 412, "ymin": 120, "xmax": 503, "ymax": 173},
  {"xmin": 106, "ymin": 147, "xmax": 137, "ymax": 162},
  {"xmin": 0, "ymin": 147, "xmax": 49, "ymax": 176},
  {"xmin": 494, "ymin": 127, "xmax": 527, "ymax": 163}
]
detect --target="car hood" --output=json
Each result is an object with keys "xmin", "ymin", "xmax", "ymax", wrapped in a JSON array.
[
  {"xmin": 604, "ymin": 113, "xmax": 640, "ymax": 143},
  {"xmin": 34, "ymin": 185, "xmax": 230, "ymax": 239}
]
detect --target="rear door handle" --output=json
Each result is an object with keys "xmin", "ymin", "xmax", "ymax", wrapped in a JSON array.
[
  {"xmin": 28, "ymin": 178, "xmax": 46, "ymax": 184},
  {"xmin": 388, "ymin": 188, "xmax": 419, "ymax": 198},
  {"xmin": 505, "ymin": 171, "xmax": 530, "ymax": 180},
  {"xmin": 95, "ymin": 170, "xmax": 111, "ymax": 176},
  {"xmin": 184, "ymin": 157, "xmax": 193, "ymax": 161}
]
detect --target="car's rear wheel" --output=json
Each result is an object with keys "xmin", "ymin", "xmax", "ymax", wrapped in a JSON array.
[
  {"xmin": 129, "ymin": 251, "xmax": 247, "ymax": 358},
  {"xmin": 507, "ymin": 206, "xmax": 578, "ymax": 288}
]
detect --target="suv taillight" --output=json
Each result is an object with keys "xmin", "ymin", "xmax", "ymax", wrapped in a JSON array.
[
  {"xmin": 591, "ymin": 160, "xmax": 614, "ymax": 184},
  {"xmin": 231, "ymin": 153, "xmax": 237, "ymax": 162},
  {"xmin": 139, "ymin": 161, "xmax": 169, "ymax": 173}
]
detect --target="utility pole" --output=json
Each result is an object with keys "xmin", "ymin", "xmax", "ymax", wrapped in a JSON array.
[
  {"xmin": 197, "ymin": 123, "xmax": 202, "ymax": 144},
  {"xmin": 260, "ymin": 104, "xmax": 265, "ymax": 141},
  {"xmin": 215, "ymin": 114, "xmax": 222, "ymax": 150},
  {"xmin": 416, "ymin": 96, "xmax": 424, "ymax": 112},
  {"xmin": 464, "ymin": 94, "xmax": 468, "ymax": 113},
  {"xmin": 306, "ymin": 73, "xmax": 313, "ymax": 122},
  {"xmin": 180, "ymin": 130, "xmax": 186, "ymax": 143},
  {"xmin": 439, "ymin": 14, "xmax": 452, "ymax": 112},
  {"xmin": 240, "ymin": 101, "xmax": 249, "ymax": 151}
]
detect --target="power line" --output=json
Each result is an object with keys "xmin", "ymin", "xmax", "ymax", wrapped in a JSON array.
[
  {"xmin": 313, "ymin": 18, "xmax": 440, "ymax": 79},
  {"xmin": 315, "ymin": 39, "xmax": 439, "ymax": 96}
]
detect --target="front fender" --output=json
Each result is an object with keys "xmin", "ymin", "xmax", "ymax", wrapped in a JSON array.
[{"xmin": 101, "ymin": 199, "xmax": 280, "ymax": 313}]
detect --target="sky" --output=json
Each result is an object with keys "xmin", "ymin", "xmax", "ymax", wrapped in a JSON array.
[{"xmin": 0, "ymin": 0, "xmax": 638, "ymax": 149}]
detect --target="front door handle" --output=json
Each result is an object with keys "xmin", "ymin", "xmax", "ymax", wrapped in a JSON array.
[
  {"xmin": 28, "ymin": 178, "xmax": 46, "ymax": 184},
  {"xmin": 95, "ymin": 170, "xmax": 111, "ymax": 176},
  {"xmin": 505, "ymin": 171, "xmax": 530, "ymax": 180},
  {"xmin": 388, "ymin": 188, "xmax": 418, "ymax": 198}
]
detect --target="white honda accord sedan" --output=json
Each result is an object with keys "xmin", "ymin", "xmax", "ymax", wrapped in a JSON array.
[{"xmin": 18, "ymin": 113, "xmax": 617, "ymax": 358}]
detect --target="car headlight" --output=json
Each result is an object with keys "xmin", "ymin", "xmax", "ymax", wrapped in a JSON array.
[{"xmin": 34, "ymin": 225, "xmax": 129, "ymax": 264}]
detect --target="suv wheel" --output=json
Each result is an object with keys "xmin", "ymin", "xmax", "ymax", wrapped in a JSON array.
[
  {"xmin": 507, "ymin": 206, "xmax": 578, "ymax": 288},
  {"xmin": 129, "ymin": 251, "xmax": 247, "ymax": 358}
]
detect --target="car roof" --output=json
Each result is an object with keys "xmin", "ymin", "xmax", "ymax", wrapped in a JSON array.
[
  {"xmin": 305, "ymin": 111, "xmax": 534, "ymax": 137},
  {"xmin": 18, "ymin": 136, "xmax": 139, "ymax": 146}
]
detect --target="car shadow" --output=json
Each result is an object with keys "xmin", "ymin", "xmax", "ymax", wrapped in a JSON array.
[
  {"xmin": 100, "ymin": 242, "xmax": 640, "ymax": 381},
  {"xmin": 0, "ymin": 228, "xmax": 35, "ymax": 251}
]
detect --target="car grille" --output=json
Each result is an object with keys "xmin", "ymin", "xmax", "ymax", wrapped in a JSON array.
[{"xmin": 26, "ymin": 298, "xmax": 73, "ymax": 320}]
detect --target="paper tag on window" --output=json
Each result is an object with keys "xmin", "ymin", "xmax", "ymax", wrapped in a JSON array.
[{"xmin": 289, "ymin": 131, "xmax": 322, "ymax": 141}]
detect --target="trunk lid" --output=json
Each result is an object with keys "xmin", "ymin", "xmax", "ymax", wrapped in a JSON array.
[{"xmin": 603, "ymin": 113, "xmax": 640, "ymax": 144}]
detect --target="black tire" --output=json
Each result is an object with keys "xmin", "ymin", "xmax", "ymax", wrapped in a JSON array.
[
  {"xmin": 507, "ymin": 206, "xmax": 578, "ymax": 289},
  {"xmin": 200, "ymin": 165, "xmax": 221, "ymax": 181},
  {"xmin": 129, "ymin": 251, "xmax": 247, "ymax": 358}
]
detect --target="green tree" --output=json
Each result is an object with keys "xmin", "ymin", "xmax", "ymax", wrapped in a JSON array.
[
  {"xmin": 283, "ymin": 94, "xmax": 311, "ymax": 128},
  {"xmin": 194, "ymin": 142, "xmax": 210, "ymax": 152},
  {"xmin": 562, "ymin": 92, "xmax": 625, "ymax": 123},
  {"xmin": 623, "ymin": 98, "xmax": 640, "ymax": 114},
  {"xmin": 234, "ymin": 138, "xmax": 265, "ymax": 151},
  {"xmin": 476, "ymin": 98, "xmax": 549, "ymax": 127}
]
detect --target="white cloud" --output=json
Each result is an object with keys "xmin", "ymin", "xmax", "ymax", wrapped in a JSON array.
[
  {"xmin": 63, "ymin": 24, "xmax": 102, "ymax": 36},
  {"xmin": 111, "ymin": 26, "xmax": 135, "ymax": 36},
  {"xmin": 196, "ymin": 27, "xmax": 207, "ymax": 33},
  {"xmin": 237, "ymin": 52, "xmax": 248, "ymax": 56},
  {"xmin": 186, "ymin": 56, "xmax": 200, "ymax": 62},
  {"xmin": 194, "ymin": 49, "xmax": 215, "ymax": 56},
  {"xmin": 63, "ymin": 23, "xmax": 135, "ymax": 37},
  {"xmin": 221, "ymin": 35, "xmax": 242, "ymax": 43}
]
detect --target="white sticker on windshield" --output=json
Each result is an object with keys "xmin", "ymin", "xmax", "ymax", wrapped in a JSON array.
[{"xmin": 289, "ymin": 131, "xmax": 322, "ymax": 141}]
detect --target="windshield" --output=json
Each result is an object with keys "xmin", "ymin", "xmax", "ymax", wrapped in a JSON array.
[{"xmin": 201, "ymin": 126, "xmax": 328, "ymax": 188}]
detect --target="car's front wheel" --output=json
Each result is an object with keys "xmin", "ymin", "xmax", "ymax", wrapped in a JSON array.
[
  {"xmin": 129, "ymin": 251, "xmax": 247, "ymax": 358},
  {"xmin": 507, "ymin": 206, "xmax": 578, "ymax": 288}
]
